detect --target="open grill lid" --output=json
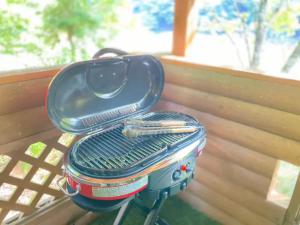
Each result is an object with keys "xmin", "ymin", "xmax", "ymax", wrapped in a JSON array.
[{"xmin": 46, "ymin": 49, "xmax": 164, "ymax": 135}]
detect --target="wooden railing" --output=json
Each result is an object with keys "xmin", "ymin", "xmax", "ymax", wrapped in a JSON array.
[
  {"xmin": 170, "ymin": 1, "xmax": 300, "ymax": 222},
  {"xmin": 0, "ymin": 56, "xmax": 299, "ymax": 225},
  {"xmin": 0, "ymin": 68, "xmax": 90, "ymax": 225},
  {"xmin": 156, "ymin": 56, "xmax": 300, "ymax": 225}
]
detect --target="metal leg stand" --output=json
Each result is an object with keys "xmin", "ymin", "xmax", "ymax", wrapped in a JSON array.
[
  {"xmin": 143, "ymin": 191, "xmax": 169, "ymax": 225},
  {"xmin": 113, "ymin": 191, "xmax": 171, "ymax": 225},
  {"xmin": 113, "ymin": 200, "xmax": 132, "ymax": 225}
]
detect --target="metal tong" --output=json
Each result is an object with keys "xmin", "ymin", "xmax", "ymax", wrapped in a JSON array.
[{"xmin": 122, "ymin": 119, "xmax": 200, "ymax": 138}]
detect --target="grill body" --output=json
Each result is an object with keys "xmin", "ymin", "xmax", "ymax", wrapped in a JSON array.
[{"xmin": 46, "ymin": 49, "xmax": 207, "ymax": 216}]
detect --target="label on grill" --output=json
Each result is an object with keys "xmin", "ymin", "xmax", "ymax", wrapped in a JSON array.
[{"xmin": 92, "ymin": 176, "xmax": 148, "ymax": 198}]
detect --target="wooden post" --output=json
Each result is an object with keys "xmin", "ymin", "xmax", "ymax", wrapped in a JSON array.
[
  {"xmin": 172, "ymin": 0, "xmax": 199, "ymax": 56},
  {"xmin": 283, "ymin": 173, "xmax": 300, "ymax": 225}
]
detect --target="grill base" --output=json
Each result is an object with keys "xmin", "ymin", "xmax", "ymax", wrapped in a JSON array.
[
  {"xmin": 68, "ymin": 166, "xmax": 195, "ymax": 225},
  {"xmin": 66, "ymin": 139, "xmax": 204, "ymax": 200}
]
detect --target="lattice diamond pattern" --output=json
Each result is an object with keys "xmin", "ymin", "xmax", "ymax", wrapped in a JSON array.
[
  {"xmin": 25, "ymin": 142, "xmax": 47, "ymax": 159},
  {"xmin": 9, "ymin": 161, "xmax": 32, "ymax": 180},
  {"xmin": 57, "ymin": 133, "xmax": 76, "ymax": 147},
  {"xmin": 44, "ymin": 148, "xmax": 64, "ymax": 166},
  {"xmin": 0, "ymin": 183, "xmax": 17, "ymax": 201},
  {"xmin": 31, "ymin": 168, "xmax": 51, "ymax": 185},
  {"xmin": 0, "ymin": 155, "xmax": 11, "ymax": 173},
  {"xmin": 3, "ymin": 210, "xmax": 23, "ymax": 225},
  {"xmin": 0, "ymin": 133, "xmax": 77, "ymax": 224},
  {"xmin": 16, "ymin": 189, "xmax": 37, "ymax": 206},
  {"xmin": 36, "ymin": 194, "xmax": 55, "ymax": 209},
  {"xmin": 48, "ymin": 174, "xmax": 65, "ymax": 190}
]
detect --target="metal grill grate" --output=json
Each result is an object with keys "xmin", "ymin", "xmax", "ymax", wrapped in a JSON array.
[{"xmin": 69, "ymin": 112, "xmax": 203, "ymax": 176}]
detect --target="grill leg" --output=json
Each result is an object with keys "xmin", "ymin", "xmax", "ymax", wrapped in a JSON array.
[
  {"xmin": 113, "ymin": 200, "xmax": 132, "ymax": 225},
  {"xmin": 156, "ymin": 218, "xmax": 170, "ymax": 225},
  {"xmin": 143, "ymin": 191, "xmax": 168, "ymax": 225}
]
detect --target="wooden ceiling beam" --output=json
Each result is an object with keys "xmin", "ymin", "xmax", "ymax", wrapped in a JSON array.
[{"xmin": 172, "ymin": 0, "xmax": 199, "ymax": 56}]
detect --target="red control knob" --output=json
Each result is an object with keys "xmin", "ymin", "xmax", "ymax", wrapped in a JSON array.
[{"xmin": 181, "ymin": 165, "xmax": 187, "ymax": 171}]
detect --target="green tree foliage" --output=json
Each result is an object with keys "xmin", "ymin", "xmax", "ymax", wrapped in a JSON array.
[
  {"xmin": 200, "ymin": 0, "xmax": 300, "ymax": 72},
  {"xmin": 0, "ymin": 3, "xmax": 37, "ymax": 54},
  {"xmin": 271, "ymin": 5, "xmax": 300, "ymax": 72},
  {"xmin": 41, "ymin": 0, "xmax": 121, "ymax": 63}
]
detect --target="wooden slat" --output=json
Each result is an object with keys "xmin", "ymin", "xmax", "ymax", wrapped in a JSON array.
[
  {"xmin": 7, "ymin": 186, "xmax": 26, "ymax": 212},
  {"xmin": 161, "ymin": 58, "xmax": 300, "ymax": 115},
  {"xmin": 2, "ymin": 136, "xmax": 63, "ymax": 181},
  {"xmin": 172, "ymin": 0, "xmax": 199, "ymax": 56},
  {"xmin": 156, "ymin": 100, "xmax": 300, "ymax": 166},
  {"xmin": 179, "ymin": 192, "xmax": 245, "ymax": 225},
  {"xmin": 161, "ymin": 55, "xmax": 300, "ymax": 88},
  {"xmin": 0, "ymin": 201, "xmax": 33, "ymax": 214},
  {"xmin": 0, "ymin": 209, "xmax": 9, "ymax": 224},
  {"xmin": 16, "ymin": 197, "xmax": 86, "ymax": 225},
  {"xmin": 188, "ymin": 180, "xmax": 276, "ymax": 225},
  {"xmin": 0, "ymin": 77, "xmax": 51, "ymax": 116},
  {"xmin": 197, "ymin": 153, "xmax": 271, "ymax": 197},
  {"xmin": 0, "ymin": 106, "xmax": 54, "ymax": 145},
  {"xmin": 17, "ymin": 153, "xmax": 63, "ymax": 178},
  {"xmin": 163, "ymin": 83, "xmax": 300, "ymax": 142},
  {"xmin": 0, "ymin": 67, "xmax": 60, "ymax": 85},
  {"xmin": 205, "ymin": 134, "xmax": 277, "ymax": 178},
  {"xmin": 30, "ymin": 170, "xmax": 61, "ymax": 208},
  {"xmin": 195, "ymin": 167, "xmax": 285, "ymax": 224},
  {"xmin": 3, "ymin": 136, "xmax": 66, "ymax": 176},
  {"xmin": 0, "ymin": 128, "xmax": 61, "ymax": 155},
  {"xmin": 0, "ymin": 176, "xmax": 62, "ymax": 198}
]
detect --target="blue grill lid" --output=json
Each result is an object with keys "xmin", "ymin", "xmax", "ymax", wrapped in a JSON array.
[{"xmin": 46, "ymin": 51, "xmax": 164, "ymax": 134}]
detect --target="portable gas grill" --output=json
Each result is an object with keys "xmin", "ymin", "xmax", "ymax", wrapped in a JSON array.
[{"xmin": 46, "ymin": 48, "xmax": 206, "ymax": 225}]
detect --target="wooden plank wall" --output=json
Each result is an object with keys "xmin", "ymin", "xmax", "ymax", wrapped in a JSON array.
[
  {"xmin": 155, "ymin": 56, "xmax": 300, "ymax": 225},
  {"xmin": 0, "ymin": 68, "xmax": 89, "ymax": 225}
]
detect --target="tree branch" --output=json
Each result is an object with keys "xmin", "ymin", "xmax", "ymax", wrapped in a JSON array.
[
  {"xmin": 211, "ymin": 14, "xmax": 245, "ymax": 67},
  {"xmin": 281, "ymin": 41, "xmax": 300, "ymax": 73},
  {"xmin": 250, "ymin": 0, "xmax": 268, "ymax": 69},
  {"xmin": 232, "ymin": 1, "xmax": 252, "ymax": 66}
]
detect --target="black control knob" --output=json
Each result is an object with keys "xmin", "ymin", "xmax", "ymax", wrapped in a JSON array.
[
  {"xmin": 186, "ymin": 162, "xmax": 192, "ymax": 172},
  {"xmin": 181, "ymin": 181, "xmax": 187, "ymax": 190},
  {"xmin": 172, "ymin": 170, "xmax": 181, "ymax": 181}
]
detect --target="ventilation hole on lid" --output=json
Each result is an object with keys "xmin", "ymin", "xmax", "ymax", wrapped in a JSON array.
[
  {"xmin": 25, "ymin": 142, "xmax": 47, "ymax": 158},
  {"xmin": 30, "ymin": 168, "xmax": 51, "ymax": 185},
  {"xmin": 9, "ymin": 161, "xmax": 32, "ymax": 179}
]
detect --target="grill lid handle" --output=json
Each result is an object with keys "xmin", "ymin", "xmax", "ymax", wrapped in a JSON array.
[{"xmin": 93, "ymin": 48, "xmax": 128, "ymax": 59}]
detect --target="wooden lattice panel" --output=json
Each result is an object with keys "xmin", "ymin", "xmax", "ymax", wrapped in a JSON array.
[{"xmin": 0, "ymin": 130, "xmax": 76, "ymax": 225}]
